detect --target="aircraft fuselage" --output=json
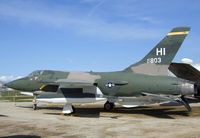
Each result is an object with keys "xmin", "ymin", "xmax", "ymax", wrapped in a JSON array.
[{"xmin": 5, "ymin": 70, "xmax": 195, "ymax": 97}]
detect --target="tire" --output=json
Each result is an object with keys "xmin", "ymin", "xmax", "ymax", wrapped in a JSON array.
[
  {"xmin": 104, "ymin": 101, "xmax": 114, "ymax": 111},
  {"xmin": 33, "ymin": 104, "xmax": 37, "ymax": 110},
  {"xmin": 72, "ymin": 105, "xmax": 76, "ymax": 114}
]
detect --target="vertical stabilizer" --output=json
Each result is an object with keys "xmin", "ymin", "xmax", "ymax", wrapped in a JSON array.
[{"xmin": 123, "ymin": 27, "xmax": 191, "ymax": 76}]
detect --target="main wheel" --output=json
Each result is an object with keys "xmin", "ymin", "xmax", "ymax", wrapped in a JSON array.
[
  {"xmin": 72, "ymin": 105, "xmax": 76, "ymax": 114},
  {"xmin": 104, "ymin": 101, "xmax": 114, "ymax": 111}
]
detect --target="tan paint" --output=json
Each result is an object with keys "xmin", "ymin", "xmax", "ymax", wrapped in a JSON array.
[
  {"xmin": 131, "ymin": 63, "xmax": 169, "ymax": 76},
  {"xmin": 67, "ymin": 72, "xmax": 101, "ymax": 83}
]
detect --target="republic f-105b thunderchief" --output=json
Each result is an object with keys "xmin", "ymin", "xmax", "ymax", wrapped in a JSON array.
[{"xmin": 5, "ymin": 27, "xmax": 199, "ymax": 114}]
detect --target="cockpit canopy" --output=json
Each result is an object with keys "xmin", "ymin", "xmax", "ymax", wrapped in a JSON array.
[
  {"xmin": 28, "ymin": 70, "xmax": 44, "ymax": 77},
  {"xmin": 27, "ymin": 70, "xmax": 66, "ymax": 82},
  {"xmin": 28, "ymin": 70, "xmax": 55, "ymax": 78}
]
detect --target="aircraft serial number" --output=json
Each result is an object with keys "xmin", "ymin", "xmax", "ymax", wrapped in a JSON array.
[{"xmin": 147, "ymin": 57, "xmax": 161, "ymax": 64}]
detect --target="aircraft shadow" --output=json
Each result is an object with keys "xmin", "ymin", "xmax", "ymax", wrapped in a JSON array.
[
  {"xmin": 16, "ymin": 105, "xmax": 63, "ymax": 110},
  {"xmin": 44, "ymin": 108, "xmax": 101, "ymax": 118},
  {"xmin": 76, "ymin": 107, "xmax": 190, "ymax": 119},
  {"xmin": 0, "ymin": 114, "xmax": 9, "ymax": 117},
  {"xmin": 0, "ymin": 135, "xmax": 40, "ymax": 138},
  {"xmin": 15, "ymin": 105, "xmax": 33, "ymax": 109},
  {"xmin": 45, "ymin": 106, "xmax": 190, "ymax": 119},
  {"xmin": 16, "ymin": 105, "xmax": 190, "ymax": 119},
  {"xmin": 109, "ymin": 107, "xmax": 190, "ymax": 119}
]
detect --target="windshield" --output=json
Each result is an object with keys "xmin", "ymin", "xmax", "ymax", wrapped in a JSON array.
[{"xmin": 28, "ymin": 70, "xmax": 44, "ymax": 77}]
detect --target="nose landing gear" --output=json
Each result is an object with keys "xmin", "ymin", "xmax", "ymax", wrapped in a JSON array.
[{"xmin": 33, "ymin": 99, "xmax": 38, "ymax": 110}]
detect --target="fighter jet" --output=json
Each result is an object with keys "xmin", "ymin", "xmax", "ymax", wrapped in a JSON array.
[{"xmin": 5, "ymin": 27, "xmax": 198, "ymax": 114}]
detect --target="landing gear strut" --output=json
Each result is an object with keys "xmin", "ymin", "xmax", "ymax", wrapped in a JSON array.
[
  {"xmin": 176, "ymin": 95, "xmax": 192, "ymax": 112},
  {"xmin": 33, "ymin": 97, "xmax": 38, "ymax": 110},
  {"xmin": 104, "ymin": 101, "xmax": 115, "ymax": 111}
]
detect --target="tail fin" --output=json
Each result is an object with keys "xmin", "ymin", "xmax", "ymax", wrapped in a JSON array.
[{"xmin": 123, "ymin": 27, "xmax": 191, "ymax": 76}]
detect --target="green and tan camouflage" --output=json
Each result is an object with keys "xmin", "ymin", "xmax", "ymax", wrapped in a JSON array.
[{"xmin": 5, "ymin": 27, "xmax": 197, "ymax": 114}]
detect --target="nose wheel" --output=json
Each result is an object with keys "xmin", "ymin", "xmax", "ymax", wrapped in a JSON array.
[
  {"xmin": 104, "ymin": 101, "xmax": 115, "ymax": 111},
  {"xmin": 33, "ymin": 103, "xmax": 37, "ymax": 110},
  {"xmin": 33, "ymin": 99, "xmax": 38, "ymax": 110}
]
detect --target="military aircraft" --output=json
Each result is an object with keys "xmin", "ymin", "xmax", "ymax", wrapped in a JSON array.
[{"xmin": 5, "ymin": 27, "xmax": 199, "ymax": 114}]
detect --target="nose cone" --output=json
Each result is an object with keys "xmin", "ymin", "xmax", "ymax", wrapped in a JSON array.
[
  {"xmin": 5, "ymin": 79, "xmax": 25, "ymax": 90},
  {"xmin": 4, "ymin": 82, "xmax": 9, "ymax": 87},
  {"xmin": 5, "ymin": 77, "xmax": 41, "ymax": 92}
]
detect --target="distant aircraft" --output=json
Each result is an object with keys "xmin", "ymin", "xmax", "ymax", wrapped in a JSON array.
[{"xmin": 6, "ymin": 27, "xmax": 198, "ymax": 115}]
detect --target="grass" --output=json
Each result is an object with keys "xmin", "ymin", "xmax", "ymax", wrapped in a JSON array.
[{"xmin": 0, "ymin": 90, "xmax": 34, "ymax": 102}]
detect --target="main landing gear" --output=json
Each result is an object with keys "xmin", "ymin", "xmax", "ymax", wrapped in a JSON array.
[
  {"xmin": 62, "ymin": 104, "xmax": 76, "ymax": 116},
  {"xmin": 104, "ymin": 101, "xmax": 115, "ymax": 111}
]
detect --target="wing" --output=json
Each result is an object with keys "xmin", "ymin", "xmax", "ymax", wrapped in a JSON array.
[
  {"xmin": 117, "ymin": 93, "xmax": 191, "ymax": 111},
  {"xmin": 169, "ymin": 63, "xmax": 200, "ymax": 83},
  {"xmin": 117, "ymin": 93, "xmax": 176, "ymax": 107},
  {"xmin": 142, "ymin": 93, "xmax": 191, "ymax": 111}
]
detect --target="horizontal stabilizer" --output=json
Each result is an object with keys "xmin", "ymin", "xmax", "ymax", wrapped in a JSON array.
[{"xmin": 169, "ymin": 63, "xmax": 200, "ymax": 83}]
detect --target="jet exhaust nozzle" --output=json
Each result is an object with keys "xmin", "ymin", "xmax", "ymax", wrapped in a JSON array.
[{"xmin": 180, "ymin": 82, "xmax": 197, "ymax": 95}]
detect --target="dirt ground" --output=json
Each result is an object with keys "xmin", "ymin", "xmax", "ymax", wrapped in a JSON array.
[{"xmin": 1, "ymin": 102, "xmax": 200, "ymax": 138}]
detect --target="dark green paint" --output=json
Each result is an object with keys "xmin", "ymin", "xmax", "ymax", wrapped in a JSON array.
[{"xmin": 5, "ymin": 27, "xmax": 193, "ymax": 99}]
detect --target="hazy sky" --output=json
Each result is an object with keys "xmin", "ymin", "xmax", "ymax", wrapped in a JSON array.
[{"xmin": 0, "ymin": 0, "xmax": 200, "ymax": 79}]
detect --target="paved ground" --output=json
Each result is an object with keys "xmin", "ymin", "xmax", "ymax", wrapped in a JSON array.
[{"xmin": 1, "ymin": 102, "xmax": 200, "ymax": 138}]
